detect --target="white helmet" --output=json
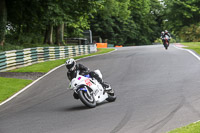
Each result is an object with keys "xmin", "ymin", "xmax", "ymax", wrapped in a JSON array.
[{"xmin": 65, "ymin": 58, "xmax": 76, "ymax": 71}]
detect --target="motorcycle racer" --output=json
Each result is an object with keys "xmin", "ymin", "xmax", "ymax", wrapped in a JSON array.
[
  {"xmin": 161, "ymin": 30, "xmax": 171, "ymax": 40},
  {"xmin": 161, "ymin": 31, "xmax": 165, "ymax": 39},
  {"xmin": 161, "ymin": 30, "xmax": 171, "ymax": 49},
  {"xmin": 163, "ymin": 30, "xmax": 171, "ymax": 39},
  {"xmin": 65, "ymin": 58, "xmax": 111, "ymax": 99}
]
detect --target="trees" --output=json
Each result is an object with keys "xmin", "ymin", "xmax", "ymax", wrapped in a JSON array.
[
  {"xmin": 164, "ymin": 0, "xmax": 200, "ymax": 41},
  {"xmin": 90, "ymin": 0, "xmax": 164, "ymax": 45},
  {"xmin": 0, "ymin": 0, "xmax": 165, "ymax": 47},
  {"xmin": 6, "ymin": 0, "xmax": 45, "ymax": 44},
  {"xmin": 127, "ymin": 0, "xmax": 164, "ymax": 45},
  {"xmin": 0, "ymin": 0, "xmax": 7, "ymax": 46},
  {"xmin": 4, "ymin": 0, "xmax": 104, "ymax": 46}
]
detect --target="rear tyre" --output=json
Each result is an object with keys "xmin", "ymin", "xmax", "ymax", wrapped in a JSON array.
[{"xmin": 78, "ymin": 87, "xmax": 96, "ymax": 108}]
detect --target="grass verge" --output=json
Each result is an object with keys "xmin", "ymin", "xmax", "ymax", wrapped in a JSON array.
[
  {"xmin": 0, "ymin": 77, "xmax": 32, "ymax": 103},
  {"xmin": 181, "ymin": 42, "xmax": 200, "ymax": 55},
  {"xmin": 9, "ymin": 48, "xmax": 115, "ymax": 73},
  {"xmin": 168, "ymin": 121, "xmax": 200, "ymax": 133},
  {"xmin": 0, "ymin": 48, "xmax": 115, "ymax": 104}
]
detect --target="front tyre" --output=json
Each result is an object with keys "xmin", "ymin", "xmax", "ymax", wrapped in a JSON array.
[
  {"xmin": 78, "ymin": 88, "xmax": 96, "ymax": 108},
  {"xmin": 164, "ymin": 42, "xmax": 168, "ymax": 50}
]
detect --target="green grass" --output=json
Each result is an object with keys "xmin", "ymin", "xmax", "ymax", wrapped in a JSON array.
[
  {"xmin": 9, "ymin": 48, "xmax": 115, "ymax": 73},
  {"xmin": 9, "ymin": 59, "xmax": 66, "ymax": 73},
  {"xmin": 181, "ymin": 42, "xmax": 200, "ymax": 55},
  {"xmin": 168, "ymin": 121, "xmax": 200, "ymax": 133},
  {"xmin": 0, "ymin": 48, "xmax": 115, "ymax": 104},
  {"xmin": 0, "ymin": 77, "xmax": 32, "ymax": 103}
]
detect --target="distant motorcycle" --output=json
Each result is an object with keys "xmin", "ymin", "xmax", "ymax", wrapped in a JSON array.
[
  {"xmin": 162, "ymin": 35, "xmax": 170, "ymax": 50},
  {"xmin": 69, "ymin": 70, "xmax": 116, "ymax": 108}
]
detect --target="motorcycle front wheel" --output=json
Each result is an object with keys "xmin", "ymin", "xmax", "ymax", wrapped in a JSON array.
[
  {"xmin": 164, "ymin": 42, "xmax": 168, "ymax": 50},
  {"xmin": 78, "ymin": 87, "xmax": 96, "ymax": 108}
]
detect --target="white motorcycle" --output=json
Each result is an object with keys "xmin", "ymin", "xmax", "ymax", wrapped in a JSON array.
[{"xmin": 69, "ymin": 70, "xmax": 116, "ymax": 108}]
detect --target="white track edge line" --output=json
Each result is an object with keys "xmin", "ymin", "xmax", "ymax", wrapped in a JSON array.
[
  {"xmin": 0, "ymin": 48, "xmax": 117, "ymax": 106},
  {"xmin": 173, "ymin": 44, "xmax": 200, "ymax": 125},
  {"xmin": 173, "ymin": 45, "xmax": 200, "ymax": 61}
]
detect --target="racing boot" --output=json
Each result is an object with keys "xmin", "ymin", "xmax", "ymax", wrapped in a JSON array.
[
  {"xmin": 101, "ymin": 82, "xmax": 111, "ymax": 91},
  {"xmin": 91, "ymin": 71, "xmax": 112, "ymax": 91}
]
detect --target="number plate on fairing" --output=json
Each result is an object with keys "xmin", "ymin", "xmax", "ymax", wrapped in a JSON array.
[{"xmin": 85, "ymin": 79, "xmax": 92, "ymax": 86}]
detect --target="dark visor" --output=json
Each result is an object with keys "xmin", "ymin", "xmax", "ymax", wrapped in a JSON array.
[{"xmin": 66, "ymin": 62, "xmax": 74, "ymax": 69}]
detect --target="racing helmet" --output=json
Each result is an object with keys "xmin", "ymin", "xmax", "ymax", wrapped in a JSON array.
[
  {"xmin": 65, "ymin": 58, "xmax": 76, "ymax": 71},
  {"xmin": 165, "ymin": 30, "xmax": 168, "ymax": 33}
]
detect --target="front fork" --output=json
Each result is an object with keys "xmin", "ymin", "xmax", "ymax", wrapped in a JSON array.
[{"xmin": 76, "ymin": 86, "xmax": 93, "ymax": 97}]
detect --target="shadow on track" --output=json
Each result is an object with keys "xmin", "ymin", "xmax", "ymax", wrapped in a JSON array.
[{"xmin": 59, "ymin": 101, "xmax": 111, "ymax": 112}]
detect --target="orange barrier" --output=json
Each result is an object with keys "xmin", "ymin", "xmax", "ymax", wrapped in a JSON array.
[
  {"xmin": 115, "ymin": 45, "xmax": 123, "ymax": 47},
  {"xmin": 96, "ymin": 43, "xmax": 107, "ymax": 48}
]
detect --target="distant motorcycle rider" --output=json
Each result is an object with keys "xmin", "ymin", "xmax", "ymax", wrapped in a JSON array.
[
  {"xmin": 161, "ymin": 31, "xmax": 165, "ymax": 39},
  {"xmin": 164, "ymin": 30, "xmax": 171, "ymax": 39},
  {"xmin": 161, "ymin": 30, "xmax": 171, "ymax": 41},
  {"xmin": 160, "ymin": 31, "xmax": 165, "ymax": 43},
  {"xmin": 65, "ymin": 58, "xmax": 111, "ymax": 97},
  {"xmin": 161, "ymin": 30, "xmax": 171, "ymax": 48}
]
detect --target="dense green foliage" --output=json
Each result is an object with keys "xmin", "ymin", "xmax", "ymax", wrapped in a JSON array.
[
  {"xmin": 90, "ymin": 0, "xmax": 164, "ymax": 45},
  {"xmin": 2, "ymin": 0, "xmax": 200, "ymax": 47},
  {"xmin": 0, "ymin": 77, "xmax": 32, "ymax": 103},
  {"xmin": 0, "ymin": 0, "xmax": 165, "ymax": 47},
  {"xmin": 164, "ymin": 0, "xmax": 200, "ymax": 42},
  {"xmin": 5, "ymin": 0, "xmax": 101, "ymax": 46},
  {"xmin": 0, "ymin": 0, "xmax": 7, "ymax": 46}
]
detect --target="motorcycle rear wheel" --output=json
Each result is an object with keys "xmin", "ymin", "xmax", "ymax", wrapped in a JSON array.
[{"xmin": 78, "ymin": 88, "xmax": 96, "ymax": 108}]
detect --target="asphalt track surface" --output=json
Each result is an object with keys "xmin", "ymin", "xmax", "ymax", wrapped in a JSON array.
[{"xmin": 1, "ymin": 44, "xmax": 200, "ymax": 133}]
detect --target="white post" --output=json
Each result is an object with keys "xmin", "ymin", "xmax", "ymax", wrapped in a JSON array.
[{"xmin": 89, "ymin": 30, "xmax": 92, "ymax": 44}]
